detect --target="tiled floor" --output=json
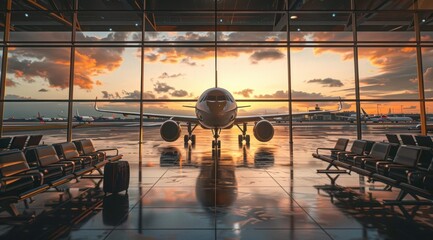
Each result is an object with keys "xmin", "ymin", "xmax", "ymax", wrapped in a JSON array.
[{"xmin": 1, "ymin": 124, "xmax": 433, "ymax": 239}]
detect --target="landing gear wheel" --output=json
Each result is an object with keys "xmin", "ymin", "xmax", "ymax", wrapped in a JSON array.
[
  {"xmin": 191, "ymin": 135, "xmax": 196, "ymax": 145},
  {"xmin": 238, "ymin": 135, "xmax": 243, "ymax": 145},
  {"xmin": 245, "ymin": 135, "xmax": 251, "ymax": 144},
  {"xmin": 212, "ymin": 140, "xmax": 216, "ymax": 149},
  {"xmin": 217, "ymin": 140, "xmax": 221, "ymax": 148},
  {"xmin": 184, "ymin": 135, "xmax": 189, "ymax": 144}
]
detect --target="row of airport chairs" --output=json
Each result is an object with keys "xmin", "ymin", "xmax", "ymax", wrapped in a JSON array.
[
  {"xmin": 313, "ymin": 138, "xmax": 433, "ymax": 219},
  {"xmin": 0, "ymin": 135, "xmax": 43, "ymax": 151},
  {"xmin": 386, "ymin": 133, "xmax": 433, "ymax": 148},
  {"xmin": 0, "ymin": 139, "xmax": 122, "ymax": 220}
]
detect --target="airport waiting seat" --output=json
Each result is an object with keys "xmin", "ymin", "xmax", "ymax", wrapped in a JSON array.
[
  {"xmin": 24, "ymin": 145, "xmax": 75, "ymax": 186},
  {"xmin": 386, "ymin": 134, "xmax": 400, "ymax": 145},
  {"xmin": 363, "ymin": 140, "xmax": 376, "ymax": 155},
  {"xmin": 400, "ymin": 134, "xmax": 417, "ymax": 146},
  {"xmin": 351, "ymin": 142, "xmax": 392, "ymax": 177},
  {"xmin": 0, "ymin": 150, "xmax": 49, "ymax": 217},
  {"xmin": 333, "ymin": 140, "xmax": 368, "ymax": 169},
  {"xmin": 53, "ymin": 142, "xmax": 94, "ymax": 170},
  {"xmin": 9, "ymin": 136, "xmax": 28, "ymax": 150},
  {"xmin": 26, "ymin": 135, "xmax": 43, "ymax": 147},
  {"xmin": 73, "ymin": 139, "xmax": 122, "ymax": 162},
  {"xmin": 0, "ymin": 137, "xmax": 11, "ymax": 150},
  {"xmin": 372, "ymin": 146, "xmax": 421, "ymax": 185},
  {"xmin": 312, "ymin": 138, "xmax": 349, "ymax": 162},
  {"xmin": 414, "ymin": 135, "xmax": 433, "ymax": 148}
]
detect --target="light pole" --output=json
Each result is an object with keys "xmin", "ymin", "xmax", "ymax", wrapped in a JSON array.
[{"xmin": 376, "ymin": 104, "xmax": 381, "ymax": 115}]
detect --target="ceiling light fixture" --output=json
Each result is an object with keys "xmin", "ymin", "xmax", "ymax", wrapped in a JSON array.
[{"xmin": 290, "ymin": 15, "xmax": 297, "ymax": 20}]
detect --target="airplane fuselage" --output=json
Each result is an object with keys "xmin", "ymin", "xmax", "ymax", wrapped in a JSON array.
[{"xmin": 195, "ymin": 88, "xmax": 237, "ymax": 129}]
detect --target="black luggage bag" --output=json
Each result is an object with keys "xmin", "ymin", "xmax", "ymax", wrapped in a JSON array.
[{"xmin": 103, "ymin": 161, "xmax": 130, "ymax": 194}]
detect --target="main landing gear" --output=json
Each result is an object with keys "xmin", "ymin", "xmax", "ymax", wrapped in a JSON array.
[
  {"xmin": 183, "ymin": 122, "xmax": 197, "ymax": 146},
  {"xmin": 236, "ymin": 122, "xmax": 250, "ymax": 146}
]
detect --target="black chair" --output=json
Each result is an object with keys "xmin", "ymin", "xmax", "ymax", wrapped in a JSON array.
[
  {"xmin": 53, "ymin": 142, "xmax": 98, "ymax": 176},
  {"xmin": 0, "ymin": 150, "xmax": 49, "ymax": 217},
  {"xmin": 414, "ymin": 135, "xmax": 433, "ymax": 148},
  {"xmin": 74, "ymin": 139, "xmax": 122, "ymax": 162},
  {"xmin": 26, "ymin": 135, "xmax": 43, "ymax": 147},
  {"xmin": 0, "ymin": 137, "xmax": 11, "ymax": 149},
  {"xmin": 9, "ymin": 136, "xmax": 28, "ymax": 150},
  {"xmin": 334, "ymin": 140, "xmax": 368, "ymax": 169},
  {"xmin": 373, "ymin": 146, "xmax": 421, "ymax": 185},
  {"xmin": 24, "ymin": 145, "xmax": 75, "ymax": 186},
  {"xmin": 400, "ymin": 134, "xmax": 417, "ymax": 146},
  {"xmin": 313, "ymin": 138, "xmax": 349, "ymax": 161},
  {"xmin": 386, "ymin": 134, "xmax": 400, "ymax": 145}
]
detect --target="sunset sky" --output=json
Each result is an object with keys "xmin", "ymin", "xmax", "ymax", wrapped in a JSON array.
[{"xmin": 3, "ymin": 31, "xmax": 433, "ymax": 118}]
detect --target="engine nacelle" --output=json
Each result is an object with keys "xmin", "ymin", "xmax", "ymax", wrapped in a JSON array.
[
  {"xmin": 160, "ymin": 120, "xmax": 181, "ymax": 142},
  {"xmin": 253, "ymin": 120, "xmax": 274, "ymax": 142}
]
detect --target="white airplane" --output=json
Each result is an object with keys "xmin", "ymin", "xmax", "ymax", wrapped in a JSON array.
[
  {"xmin": 74, "ymin": 110, "xmax": 94, "ymax": 123},
  {"xmin": 37, "ymin": 112, "xmax": 53, "ymax": 123},
  {"xmin": 380, "ymin": 115, "xmax": 413, "ymax": 123},
  {"xmin": 344, "ymin": 108, "xmax": 384, "ymax": 123},
  {"xmin": 95, "ymin": 87, "xmax": 342, "ymax": 148}
]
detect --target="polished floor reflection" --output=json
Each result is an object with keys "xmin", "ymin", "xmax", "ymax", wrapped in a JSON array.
[{"xmin": 1, "ymin": 124, "xmax": 433, "ymax": 239}]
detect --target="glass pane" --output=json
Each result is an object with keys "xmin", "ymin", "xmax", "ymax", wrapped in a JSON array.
[
  {"xmin": 74, "ymin": 47, "xmax": 140, "ymax": 100},
  {"xmin": 355, "ymin": 0, "xmax": 414, "ymax": 10},
  {"xmin": 358, "ymin": 47, "xmax": 418, "ymax": 99},
  {"xmin": 419, "ymin": 0, "xmax": 433, "ymax": 10},
  {"xmin": 145, "ymin": 12, "xmax": 215, "ymax": 33},
  {"xmin": 12, "ymin": 0, "xmax": 73, "ymax": 11},
  {"xmin": 217, "ymin": 12, "xmax": 286, "ymax": 32},
  {"xmin": 144, "ymin": 47, "xmax": 214, "ymax": 99},
  {"xmin": 6, "ymin": 47, "xmax": 71, "ymax": 99},
  {"xmin": 356, "ymin": 12, "xmax": 415, "ymax": 42},
  {"xmin": 72, "ymin": 101, "xmax": 140, "ymax": 160},
  {"xmin": 0, "ymin": 11, "xmax": 4, "ymax": 41},
  {"xmin": 77, "ymin": 11, "xmax": 141, "ymax": 41},
  {"xmin": 10, "ymin": 11, "xmax": 72, "ymax": 42},
  {"xmin": 360, "ymin": 101, "xmax": 420, "ymax": 141},
  {"xmin": 422, "ymin": 48, "xmax": 433, "ymax": 99},
  {"xmin": 218, "ymin": 47, "xmax": 288, "ymax": 100},
  {"xmin": 146, "ymin": 0, "xmax": 214, "ymax": 11},
  {"xmin": 289, "ymin": 12, "xmax": 353, "ymax": 39},
  {"xmin": 79, "ymin": 1, "xmax": 142, "ymax": 10},
  {"xmin": 219, "ymin": 0, "xmax": 286, "ymax": 10},
  {"xmin": 420, "ymin": 12, "xmax": 433, "ymax": 41},
  {"xmin": 2, "ymin": 102, "xmax": 68, "ymax": 143},
  {"xmin": 289, "ymin": 0, "xmax": 351, "ymax": 10},
  {"xmin": 291, "ymin": 47, "xmax": 354, "ymax": 99}
]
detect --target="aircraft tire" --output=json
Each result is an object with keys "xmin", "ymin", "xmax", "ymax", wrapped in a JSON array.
[
  {"xmin": 245, "ymin": 135, "xmax": 251, "ymax": 144},
  {"xmin": 191, "ymin": 135, "xmax": 196, "ymax": 145},
  {"xmin": 238, "ymin": 135, "xmax": 243, "ymax": 144},
  {"xmin": 184, "ymin": 135, "xmax": 189, "ymax": 144}
]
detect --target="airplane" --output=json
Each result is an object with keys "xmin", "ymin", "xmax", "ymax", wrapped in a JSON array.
[
  {"xmin": 95, "ymin": 87, "xmax": 342, "ymax": 149},
  {"xmin": 74, "ymin": 110, "xmax": 94, "ymax": 123},
  {"xmin": 380, "ymin": 115, "xmax": 413, "ymax": 123},
  {"xmin": 343, "ymin": 108, "xmax": 384, "ymax": 123},
  {"xmin": 37, "ymin": 112, "xmax": 53, "ymax": 123}
]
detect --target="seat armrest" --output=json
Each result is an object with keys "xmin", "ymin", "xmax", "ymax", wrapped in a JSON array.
[
  {"xmin": 354, "ymin": 155, "xmax": 370, "ymax": 161},
  {"xmin": 316, "ymin": 147, "xmax": 336, "ymax": 154},
  {"xmin": 1, "ymin": 172, "xmax": 44, "ymax": 185},
  {"xmin": 97, "ymin": 148, "xmax": 118, "ymax": 156}
]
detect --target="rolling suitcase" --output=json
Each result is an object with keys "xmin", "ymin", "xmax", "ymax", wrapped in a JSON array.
[{"xmin": 103, "ymin": 161, "xmax": 130, "ymax": 194}]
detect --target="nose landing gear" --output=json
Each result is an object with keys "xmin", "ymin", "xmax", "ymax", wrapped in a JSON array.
[{"xmin": 211, "ymin": 128, "xmax": 221, "ymax": 157}]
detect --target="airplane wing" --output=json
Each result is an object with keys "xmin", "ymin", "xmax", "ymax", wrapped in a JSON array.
[
  {"xmin": 94, "ymin": 100, "xmax": 199, "ymax": 123},
  {"xmin": 234, "ymin": 101, "xmax": 342, "ymax": 124}
]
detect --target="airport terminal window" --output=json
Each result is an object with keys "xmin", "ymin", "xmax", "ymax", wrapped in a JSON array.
[
  {"xmin": 73, "ymin": 47, "xmax": 141, "ymax": 100},
  {"xmin": 217, "ymin": 47, "xmax": 288, "ymax": 100},
  {"xmin": 422, "ymin": 48, "xmax": 433, "ymax": 99},
  {"xmin": 144, "ymin": 47, "xmax": 215, "ymax": 99},
  {"xmin": 5, "ymin": 47, "xmax": 71, "ymax": 100},
  {"xmin": 358, "ymin": 47, "xmax": 418, "ymax": 100},
  {"xmin": 291, "ymin": 47, "xmax": 354, "ymax": 100},
  {"xmin": 0, "ymin": 0, "xmax": 431, "ymax": 141}
]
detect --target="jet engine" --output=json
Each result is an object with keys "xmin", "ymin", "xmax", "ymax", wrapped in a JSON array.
[
  {"xmin": 160, "ymin": 120, "xmax": 181, "ymax": 142},
  {"xmin": 253, "ymin": 120, "xmax": 274, "ymax": 142}
]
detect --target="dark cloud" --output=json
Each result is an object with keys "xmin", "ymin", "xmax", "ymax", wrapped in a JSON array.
[
  {"xmin": 122, "ymin": 90, "xmax": 141, "ymax": 99},
  {"xmin": 153, "ymin": 82, "xmax": 175, "ymax": 93},
  {"xmin": 158, "ymin": 72, "xmax": 184, "ymax": 79},
  {"xmin": 171, "ymin": 90, "xmax": 188, "ymax": 97},
  {"xmin": 6, "ymin": 79, "xmax": 18, "ymax": 87},
  {"xmin": 101, "ymin": 90, "xmax": 121, "ymax": 99},
  {"xmin": 234, "ymin": 89, "xmax": 254, "ymax": 98},
  {"xmin": 5, "ymin": 94, "xmax": 31, "ymax": 100},
  {"xmin": 38, "ymin": 88, "xmax": 49, "ymax": 92},
  {"xmin": 255, "ymin": 90, "xmax": 288, "ymax": 99},
  {"xmin": 180, "ymin": 58, "xmax": 197, "ymax": 66},
  {"xmin": 249, "ymin": 50, "xmax": 285, "ymax": 64},
  {"xmin": 7, "ymin": 32, "xmax": 129, "ymax": 90},
  {"xmin": 306, "ymin": 78, "xmax": 344, "ymax": 87}
]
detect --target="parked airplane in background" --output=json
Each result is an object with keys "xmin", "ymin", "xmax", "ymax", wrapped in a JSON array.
[
  {"xmin": 95, "ymin": 87, "xmax": 342, "ymax": 149},
  {"xmin": 37, "ymin": 112, "xmax": 53, "ymax": 123},
  {"xmin": 380, "ymin": 115, "xmax": 413, "ymax": 123},
  {"xmin": 74, "ymin": 110, "xmax": 94, "ymax": 123},
  {"xmin": 344, "ymin": 108, "xmax": 382, "ymax": 123}
]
